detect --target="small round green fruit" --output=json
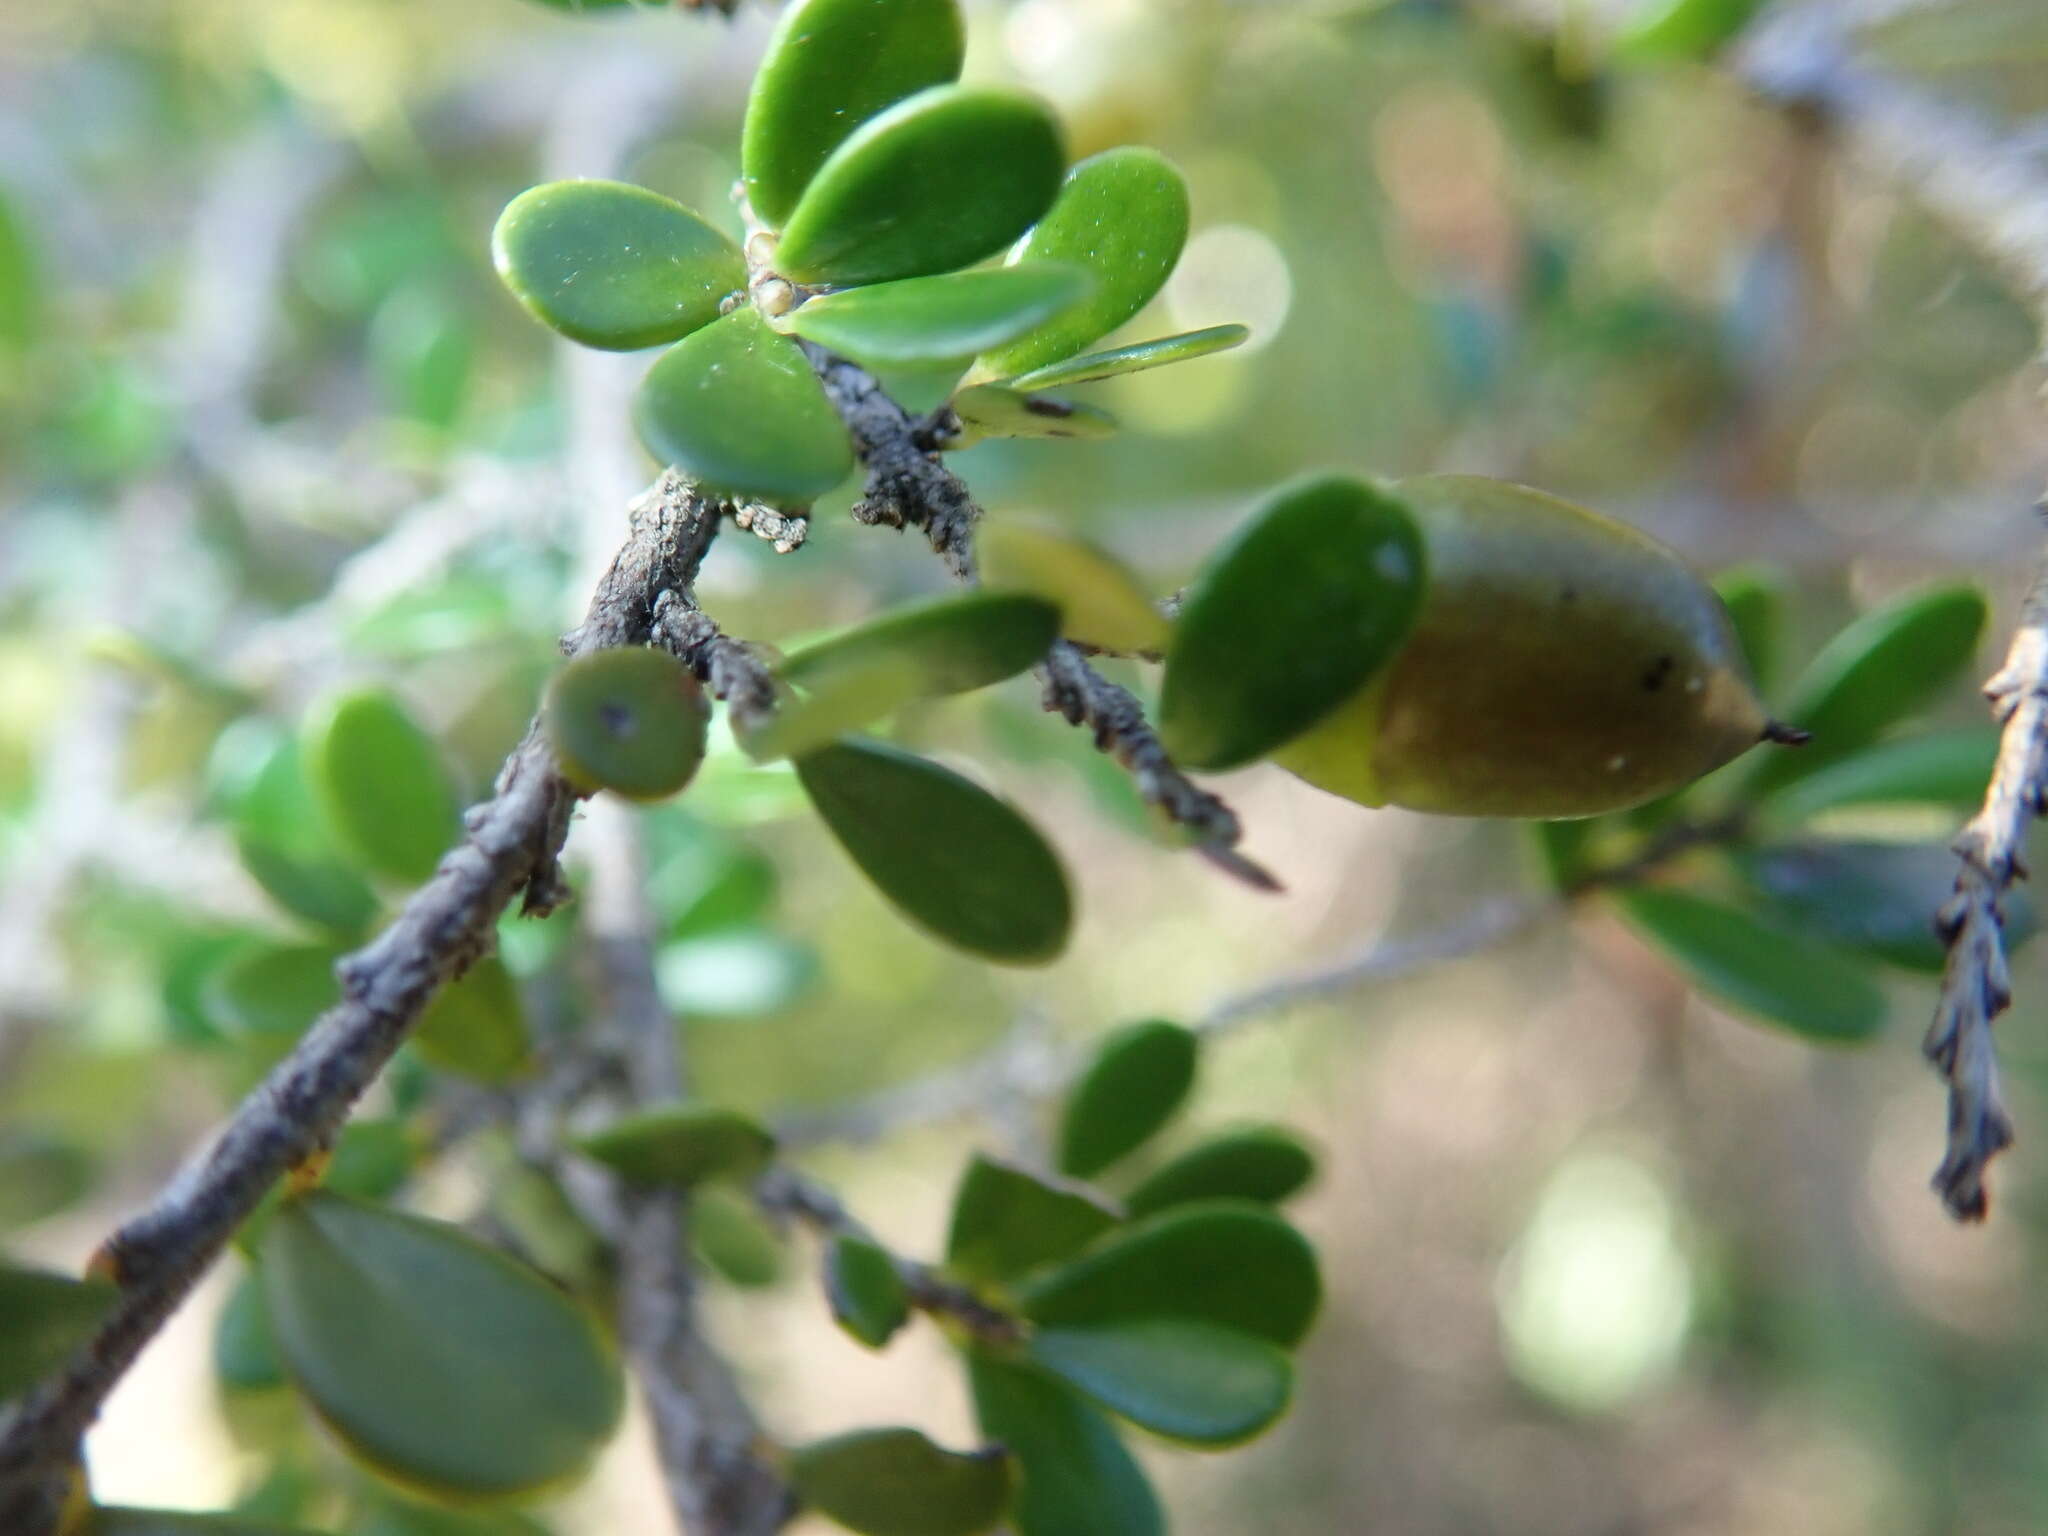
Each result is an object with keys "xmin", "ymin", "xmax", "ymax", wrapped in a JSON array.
[{"xmin": 544, "ymin": 647, "xmax": 710, "ymax": 802}]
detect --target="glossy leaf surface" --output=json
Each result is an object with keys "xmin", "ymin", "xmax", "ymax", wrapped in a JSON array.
[
  {"xmin": 977, "ymin": 148, "xmax": 1191, "ymax": 381},
  {"xmin": 946, "ymin": 1153, "xmax": 1120, "ymax": 1288},
  {"xmin": 999, "ymin": 324, "xmax": 1249, "ymax": 394},
  {"xmin": 775, "ymin": 86, "xmax": 1065, "ymax": 287},
  {"xmin": 1618, "ymin": 887, "xmax": 1887, "ymax": 1042},
  {"xmin": 302, "ymin": 688, "xmax": 462, "ymax": 887},
  {"xmin": 975, "ymin": 521, "xmax": 1168, "ymax": 654},
  {"xmin": 635, "ymin": 308, "xmax": 853, "ymax": 503},
  {"xmin": 789, "ymin": 264, "xmax": 1091, "ymax": 371},
  {"xmin": 741, "ymin": 0, "xmax": 966, "ymax": 226},
  {"xmin": 492, "ymin": 180, "xmax": 742, "ymax": 351},
  {"xmin": 1056, "ymin": 1019, "xmax": 1198, "ymax": 1179},
  {"xmin": 0, "ymin": 1265, "xmax": 117, "ymax": 1400},
  {"xmin": 1742, "ymin": 583, "xmax": 1987, "ymax": 797},
  {"xmin": 1028, "ymin": 1317, "xmax": 1293, "ymax": 1446},
  {"xmin": 577, "ymin": 1104, "xmax": 777, "ymax": 1189},
  {"xmin": 1020, "ymin": 1201, "xmax": 1321, "ymax": 1347},
  {"xmin": 259, "ymin": 1191, "xmax": 623, "ymax": 1499},
  {"xmin": 413, "ymin": 955, "xmax": 531, "ymax": 1084},
  {"xmin": 545, "ymin": 646, "xmax": 710, "ymax": 801},
  {"xmin": 1161, "ymin": 475, "xmax": 1426, "ymax": 771},
  {"xmin": 1124, "ymin": 1127, "xmax": 1315, "ymax": 1218},
  {"xmin": 968, "ymin": 1353, "xmax": 1162, "ymax": 1536},
  {"xmin": 826, "ymin": 1233, "xmax": 910, "ymax": 1348},
  {"xmin": 797, "ymin": 738, "xmax": 1072, "ymax": 963},
  {"xmin": 788, "ymin": 1426, "xmax": 1014, "ymax": 1536}
]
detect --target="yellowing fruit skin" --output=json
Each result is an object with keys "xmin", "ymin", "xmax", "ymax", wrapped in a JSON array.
[{"xmin": 1277, "ymin": 475, "xmax": 1768, "ymax": 819}]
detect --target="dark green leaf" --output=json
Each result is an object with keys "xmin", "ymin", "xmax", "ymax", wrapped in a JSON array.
[
  {"xmin": 975, "ymin": 148, "xmax": 1191, "ymax": 381},
  {"xmin": 1019, "ymin": 1201, "xmax": 1321, "ymax": 1348},
  {"xmin": 945, "ymin": 1153, "xmax": 1119, "ymax": 1288},
  {"xmin": 789, "ymin": 1426, "xmax": 1013, "ymax": 1536},
  {"xmin": 214, "ymin": 1272, "xmax": 285, "ymax": 1392},
  {"xmin": 967, "ymin": 1353, "xmax": 1162, "ymax": 1536},
  {"xmin": 544, "ymin": 646, "xmax": 709, "ymax": 801},
  {"xmin": 0, "ymin": 1132, "xmax": 96, "ymax": 1230},
  {"xmin": 1712, "ymin": 564, "xmax": 1790, "ymax": 698},
  {"xmin": 691, "ymin": 1186, "xmax": 785, "ymax": 1289},
  {"xmin": 656, "ymin": 932, "xmax": 816, "ymax": 1017},
  {"xmin": 491, "ymin": 180, "xmax": 742, "ymax": 351},
  {"xmin": 1762, "ymin": 728, "xmax": 2000, "ymax": 826},
  {"xmin": 325, "ymin": 1119, "xmax": 415, "ymax": 1202},
  {"xmin": 204, "ymin": 943, "xmax": 344, "ymax": 1058},
  {"xmin": 974, "ymin": 521, "xmax": 1168, "ymax": 655},
  {"xmin": 824, "ymin": 1234, "xmax": 911, "ymax": 1349},
  {"xmin": 943, "ymin": 385, "xmax": 1117, "ymax": 447},
  {"xmin": 0, "ymin": 1265, "xmax": 118, "ymax": 1400},
  {"xmin": 1056, "ymin": 1020, "xmax": 1198, "ymax": 1179},
  {"xmin": 1161, "ymin": 474, "xmax": 1426, "ymax": 771},
  {"xmin": 1741, "ymin": 583, "xmax": 1987, "ymax": 797},
  {"xmin": 796, "ymin": 738, "xmax": 1072, "ymax": 964},
  {"xmin": 259, "ymin": 1191, "xmax": 623, "ymax": 1499},
  {"xmin": 220, "ymin": 727, "xmax": 380, "ymax": 938},
  {"xmin": 577, "ymin": 1104, "xmax": 777, "ymax": 1189},
  {"xmin": 750, "ymin": 592, "xmax": 1060, "ymax": 761},
  {"xmin": 234, "ymin": 837, "xmax": 379, "ymax": 942},
  {"xmin": 414, "ymin": 956, "xmax": 531, "ymax": 1084},
  {"xmin": 1738, "ymin": 841, "xmax": 2033, "ymax": 973},
  {"xmin": 634, "ymin": 308, "xmax": 854, "ymax": 503},
  {"xmin": 774, "ymin": 86, "xmax": 1065, "ymax": 287},
  {"xmin": 1529, "ymin": 818, "xmax": 1598, "ymax": 894},
  {"xmin": 999, "ymin": 325, "xmax": 1249, "ymax": 394},
  {"xmin": 788, "ymin": 265, "xmax": 1091, "ymax": 373},
  {"xmin": 1124, "ymin": 1127, "xmax": 1315, "ymax": 1218},
  {"xmin": 1027, "ymin": 1318, "xmax": 1293, "ymax": 1447},
  {"xmin": 741, "ymin": 0, "xmax": 967, "ymax": 227},
  {"xmin": 1617, "ymin": 887, "xmax": 1888, "ymax": 1042},
  {"xmin": 91, "ymin": 1511, "xmax": 327, "ymax": 1536},
  {"xmin": 302, "ymin": 688, "xmax": 462, "ymax": 887}
]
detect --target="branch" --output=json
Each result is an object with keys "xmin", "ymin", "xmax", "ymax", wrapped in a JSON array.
[
  {"xmin": 804, "ymin": 346, "xmax": 1279, "ymax": 890},
  {"xmin": 0, "ymin": 474, "xmax": 732, "ymax": 1531}
]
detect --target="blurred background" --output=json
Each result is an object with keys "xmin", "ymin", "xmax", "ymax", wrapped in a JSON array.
[{"xmin": 4, "ymin": 0, "xmax": 2048, "ymax": 1531}]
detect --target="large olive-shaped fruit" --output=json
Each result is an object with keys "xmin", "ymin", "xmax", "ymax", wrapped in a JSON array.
[{"xmin": 1276, "ymin": 475, "xmax": 1770, "ymax": 818}]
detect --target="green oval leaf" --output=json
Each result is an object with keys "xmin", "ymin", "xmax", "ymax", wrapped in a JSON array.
[
  {"xmin": 0, "ymin": 1132, "xmax": 97, "ymax": 1231},
  {"xmin": 975, "ymin": 521, "xmax": 1168, "ymax": 655},
  {"xmin": 214, "ymin": 1272, "xmax": 285, "ymax": 1392},
  {"xmin": 825, "ymin": 1234, "xmax": 911, "ymax": 1349},
  {"xmin": 796, "ymin": 738, "xmax": 1072, "ymax": 964},
  {"xmin": 975, "ymin": 147, "xmax": 1191, "ymax": 382},
  {"xmin": 1616, "ymin": 887, "xmax": 1888, "ymax": 1042},
  {"xmin": 491, "ymin": 180, "xmax": 742, "ymax": 351},
  {"xmin": 1027, "ymin": 1318, "xmax": 1292, "ymax": 1447},
  {"xmin": 635, "ymin": 308, "xmax": 854, "ymax": 503},
  {"xmin": 413, "ymin": 955, "xmax": 531, "ymax": 1084},
  {"xmin": 302, "ymin": 687, "xmax": 462, "ymax": 887},
  {"xmin": 789, "ymin": 1426, "xmax": 1014, "ymax": 1536},
  {"xmin": 967, "ymin": 1353, "xmax": 1162, "ymax": 1536},
  {"xmin": 221, "ymin": 731, "xmax": 379, "ymax": 938},
  {"xmin": 1762, "ymin": 727, "xmax": 2000, "ymax": 826},
  {"xmin": 789, "ymin": 265, "xmax": 1091, "ymax": 374},
  {"xmin": 544, "ymin": 646, "xmax": 710, "ymax": 801},
  {"xmin": 945, "ymin": 1153, "xmax": 1120, "ymax": 1289},
  {"xmin": 750, "ymin": 592, "xmax": 1060, "ymax": 761},
  {"xmin": 1711, "ymin": 564, "xmax": 1790, "ymax": 699},
  {"xmin": 259, "ymin": 1190, "xmax": 623, "ymax": 1499},
  {"xmin": 741, "ymin": 0, "xmax": 966, "ymax": 227},
  {"xmin": 691, "ymin": 1185, "xmax": 786, "ymax": 1289},
  {"xmin": 1056, "ymin": 1020, "xmax": 1198, "ymax": 1180},
  {"xmin": 1124, "ymin": 1127, "xmax": 1315, "ymax": 1218},
  {"xmin": 235, "ymin": 837, "xmax": 380, "ymax": 943},
  {"xmin": 577, "ymin": 1104, "xmax": 777, "ymax": 1189},
  {"xmin": 1161, "ymin": 474, "xmax": 1427, "ymax": 771},
  {"xmin": 204, "ymin": 943, "xmax": 344, "ymax": 1059},
  {"xmin": 775, "ymin": 86, "xmax": 1065, "ymax": 287},
  {"xmin": 1019, "ymin": 1201, "xmax": 1320, "ymax": 1348},
  {"xmin": 1742, "ymin": 583, "xmax": 1987, "ymax": 797},
  {"xmin": 1738, "ymin": 841, "xmax": 2033, "ymax": 973},
  {"xmin": 0, "ymin": 1265, "xmax": 118, "ymax": 1400},
  {"xmin": 998, "ymin": 325, "xmax": 1249, "ymax": 395},
  {"xmin": 944, "ymin": 384, "xmax": 1117, "ymax": 446}
]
